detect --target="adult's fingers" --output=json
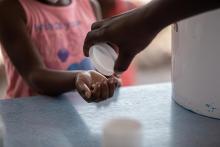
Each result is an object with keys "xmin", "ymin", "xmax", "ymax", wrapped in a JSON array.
[
  {"xmin": 91, "ymin": 21, "xmax": 103, "ymax": 30},
  {"xmin": 83, "ymin": 29, "xmax": 107, "ymax": 57},
  {"xmin": 114, "ymin": 52, "xmax": 135, "ymax": 74}
]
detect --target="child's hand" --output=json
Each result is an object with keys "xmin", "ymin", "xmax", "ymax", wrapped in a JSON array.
[{"xmin": 75, "ymin": 71, "xmax": 119, "ymax": 103}]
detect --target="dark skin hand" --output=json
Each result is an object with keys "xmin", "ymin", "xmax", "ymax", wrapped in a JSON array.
[
  {"xmin": 0, "ymin": 0, "xmax": 119, "ymax": 102},
  {"xmin": 84, "ymin": 0, "xmax": 220, "ymax": 74}
]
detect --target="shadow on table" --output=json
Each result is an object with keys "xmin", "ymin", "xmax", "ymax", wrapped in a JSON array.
[
  {"xmin": 170, "ymin": 101, "xmax": 220, "ymax": 147},
  {"xmin": 0, "ymin": 97, "xmax": 99, "ymax": 147}
]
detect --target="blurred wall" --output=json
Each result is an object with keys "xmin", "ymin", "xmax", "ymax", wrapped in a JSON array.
[
  {"xmin": 130, "ymin": 0, "xmax": 152, "ymax": 4},
  {"xmin": 136, "ymin": 26, "xmax": 171, "ymax": 69}
]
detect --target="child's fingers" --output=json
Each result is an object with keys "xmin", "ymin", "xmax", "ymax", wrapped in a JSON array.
[
  {"xmin": 108, "ymin": 78, "xmax": 116, "ymax": 98},
  {"xmin": 116, "ymin": 78, "xmax": 122, "ymax": 87},
  {"xmin": 77, "ymin": 81, "xmax": 92, "ymax": 102},
  {"xmin": 109, "ymin": 75, "xmax": 122, "ymax": 87},
  {"xmin": 100, "ymin": 81, "xmax": 109, "ymax": 101},
  {"xmin": 112, "ymin": 76, "xmax": 121, "ymax": 87},
  {"xmin": 92, "ymin": 83, "xmax": 101, "ymax": 101}
]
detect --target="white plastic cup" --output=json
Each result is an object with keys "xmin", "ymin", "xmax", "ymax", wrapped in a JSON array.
[
  {"xmin": 102, "ymin": 118, "xmax": 143, "ymax": 147},
  {"xmin": 89, "ymin": 43, "xmax": 118, "ymax": 76}
]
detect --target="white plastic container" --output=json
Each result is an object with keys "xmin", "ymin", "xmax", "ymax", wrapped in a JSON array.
[
  {"xmin": 172, "ymin": 9, "xmax": 220, "ymax": 118},
  {"xmin": 102, "ymin": 118, "xmax": 143, "ymax": 147},
  {"xmin": 89, "ymin": 43, "xmax": 118, "ymax": 76}
]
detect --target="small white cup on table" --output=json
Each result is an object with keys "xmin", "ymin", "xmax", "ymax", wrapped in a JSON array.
[{"xmin": 102, "ymin": 118, "xmax": 143, "ymax": 147}]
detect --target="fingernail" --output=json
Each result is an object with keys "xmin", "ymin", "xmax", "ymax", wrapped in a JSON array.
[{"xmin": 85, "ymin": 92, "xmax": 90, "ymax": 98}]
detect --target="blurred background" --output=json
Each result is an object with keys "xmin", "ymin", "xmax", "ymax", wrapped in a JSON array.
[{"xmin": 0, "ymin": 0, "xmax": 171, "ymax": 98}]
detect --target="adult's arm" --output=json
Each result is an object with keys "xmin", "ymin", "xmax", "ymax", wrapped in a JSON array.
[{"xmin": 84, "ymin": 0, "xmax": 220, "ymax": 73}]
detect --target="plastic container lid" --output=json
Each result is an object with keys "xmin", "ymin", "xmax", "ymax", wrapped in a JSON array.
[{"xmin": 89, "ymin": 43, "xmax": 118, "ymax": 76}]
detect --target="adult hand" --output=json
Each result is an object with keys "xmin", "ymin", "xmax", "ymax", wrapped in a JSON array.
[{"xmin": 84, "ymin": 6, "xmax": 162, "ymax": 73}]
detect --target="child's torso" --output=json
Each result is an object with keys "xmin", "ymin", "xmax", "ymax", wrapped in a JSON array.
[{"xmin": 2, "ymin": 0, "xmax": 96, "ymax": 98}]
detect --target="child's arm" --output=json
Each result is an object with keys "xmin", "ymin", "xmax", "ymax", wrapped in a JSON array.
[
  {"xmin": 89, "ymin": 0, "xmax": 102, "ymax": 20},
  {"xmin": 0, "ymin": 1, "xmax": 118, "ymax": 101}
]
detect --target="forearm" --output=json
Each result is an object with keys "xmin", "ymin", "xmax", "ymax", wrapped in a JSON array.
[
  {"xmin": 27, "ymin": 68, "xmax": 81, "ymax": 96},
  {"xmin": 143, "ymin": 0, "xmax": 220, "ymax": 29},
  {"xmin": 90, "ymin": 0, "xmax": 102, "ymax": 20}
]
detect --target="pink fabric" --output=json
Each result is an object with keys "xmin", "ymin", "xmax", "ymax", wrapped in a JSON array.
[
  {"xmin": 2, "ymin": 0, "xmax": 95, "ymax": 98},
  {"xmin": 106, "ymin": 0, "xmax": 137, "ymax": 17}
]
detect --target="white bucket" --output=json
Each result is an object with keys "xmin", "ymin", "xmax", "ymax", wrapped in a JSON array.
[{"xmin": 172, "ymin": 9, "xmax": 220, "ymax": 119}]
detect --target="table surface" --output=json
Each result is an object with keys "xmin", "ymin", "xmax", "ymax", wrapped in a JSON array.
[{"xmin": 0, "ymin": 83, "xmax": 220, "ymax": 147}]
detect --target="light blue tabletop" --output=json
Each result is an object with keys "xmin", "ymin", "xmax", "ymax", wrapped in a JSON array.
[{"xmin": 0, "ymin": 83, "xmax": 219, "ymax": 147}]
